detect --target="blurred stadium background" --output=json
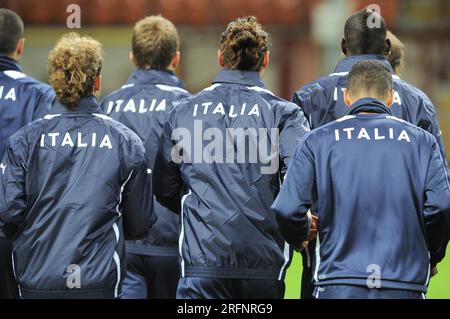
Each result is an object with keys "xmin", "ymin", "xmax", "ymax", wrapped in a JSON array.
[{"xmin": 1, "ymin": 0, "xmax": 449, "ymax": 298}]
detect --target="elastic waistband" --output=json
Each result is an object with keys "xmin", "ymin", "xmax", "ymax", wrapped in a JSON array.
[
  {"xmin": 125, "ymin": 242, "xmax": 178, "ymax": 257},
  {"xmin": 316, "ymin": 278, "xmax": 427, "ymax": 293},
  {"xmin": 20, "ymin": 287, "xmax": 118, "ymax": 299},
  {"xmin": 185, "ymin": 266, "xmax": 283, "ymax": 280}
]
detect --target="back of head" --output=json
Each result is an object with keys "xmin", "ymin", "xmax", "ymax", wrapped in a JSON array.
[
  {"xmin": 48, "ymin": 32, "xmax": 103, "ymax": 110},
  {"xmin": 344, "ymin": 8, "xmax": 387, "ymax": 56},
  {"xmin": 347, "ymin": 60, "xmax": 393, "ymax": 100},
  {"xmin": 387, "ymin": 30, "xmax": 404, "ymax": 74},
  {"xmin": 0, "ymin": 9, "xmax": 24, "ymax": 56},
  {"xmin": 132, "ymin": 15, "xmax": 179, "ymax": 70},
  {"xmin": 220, "ymin": 16, "xmax": 270, "ymax": 72}
]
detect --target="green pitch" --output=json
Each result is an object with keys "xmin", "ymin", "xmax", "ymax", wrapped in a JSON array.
[{"xmin": 285, "ymin": 247, "xmax": 450, "ymax": 299}]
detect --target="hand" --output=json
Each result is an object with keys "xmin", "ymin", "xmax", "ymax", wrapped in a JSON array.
[
  {"xmin": 307, "ymin": 210, "xmax": 318, "ymax": 242},
  {"xmin": 431, "ymin": 267, "xmax": 438, "ymax": 278},
  {"xmin": 294, "ymin": 241, "xmax": 309, "ymax": 252}
]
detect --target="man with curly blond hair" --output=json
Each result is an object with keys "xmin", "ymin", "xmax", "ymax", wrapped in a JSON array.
[{"xmin": 0, "ymin": 32, "xmax": 156, "ymax": 299}]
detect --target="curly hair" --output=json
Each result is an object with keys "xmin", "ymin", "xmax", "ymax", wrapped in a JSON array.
[
  {"xmin": 48, "ymin": 32, "xmax": 103, "ymax": 110},
  {"xmin": 132, "ymin": 15, "xmax": 179, "ymax": 70},
  {"xmin": 220, "ymin": 16, "xmax": 270, "ymax": 72}
]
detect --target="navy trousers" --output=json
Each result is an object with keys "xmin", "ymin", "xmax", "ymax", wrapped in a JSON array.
[
  {"xmin": 177, "ymin": 277, "xmax": 285, "ymax": 299},
  {"xmin": 122, "ymin": 253, "xmax": 179, "ymax": 299},
  {"xmin": 314, "ymin": 285, "xmax": 425, "ymax": 299},
  {"xmin": 0, "ymin": 239, "xmax": 19, "ymax": 299}
]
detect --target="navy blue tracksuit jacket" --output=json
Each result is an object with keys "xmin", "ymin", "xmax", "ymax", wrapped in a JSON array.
[
  {"xmin": 292, "ymin": 54, "xmax": 448, "ymax": 167},
  {"xmin": 153, "ymin": 70, "xmax": 310, "ymax": 280},
  {"xmin": 0, "ymin": 55, "xmax": 55, "ymax": 160},
  {"xmin": 272, "ymin": 98, "xmax": 450, "ymax": 293},
  {"xmin": 0, "ymin": 97, "xmax": 155, "ymax": 298},
  {"xmin": 101, "ymin": 70, "xmax": 190, "ymax": 257}
]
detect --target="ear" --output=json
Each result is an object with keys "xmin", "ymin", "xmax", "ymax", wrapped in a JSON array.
[
  {"xmin": 168, "ymin": 51, "xmax": 181, "ymax": 70},
  {"xmin": 262, "ymin": 51, "xmax": 270, "ymax": 69},
  {"xmin": 384, "ymin": 38, "xmax": 392, "ymax": 56},
  {"xmin": 129, "ymin": 51, "xmax": 137, "ymax": 66},
  {"xmin": 385, "ymin": 89, "xmax": 395, "ymax": 107},
  {"xmin": 15, "ymin": 38, "xmax": 25, "ymax": 59},
  {"xmin": 218, "ymin": 49, "xmax": 225, "ymax": 68},
  {"xmin": 343, "ymin": 88, "xmax": 352, "ymax": 106},
  {"xmin": 341, "ymin": 37, "xmax": 347, "ymax": 56},
  {"xmin": 93, "ymin": 74, "xmax": 102, "ymax": 94}
]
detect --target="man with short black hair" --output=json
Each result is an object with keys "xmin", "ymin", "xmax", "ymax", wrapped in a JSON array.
[
  {"xmin": 292, "ymin": 7, "xmax": 449, "ymax": 299},
  {"xmin": 0, "ymin": 8, "xmax": 55, "ymax": 299},
  {"xmin": 274, "ymin": 60, "xmax": 450, "ymax": 299},
  {"xmin": 101, "ymin": 15, "xmax": 190, "ymax": 299}
]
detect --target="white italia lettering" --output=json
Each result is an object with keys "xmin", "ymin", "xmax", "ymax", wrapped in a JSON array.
[
  {"xmin": 123, "ymin": 99, "xmax": 136, "ymax": 112},
  {"xmin": 335, "ymin": 127, "xmax": 411, "ymax": 143},
  {"xmin": 61, "ymin": 133, "xmax": 75, "ymax": 147},
  {"xmin": 193, "ymin": 104, "xmax": 198, "ymax": 117},
  {"xmin": 398, "ymin": 130, "xmax": 410, "ymax": 142},
  {"xmin": 374, "ymin": 128, "xmax": 385, "ymax": 140},
  {"xmin": 202, "ymin": 102, "xmax": 212, "ymax": 114},
  {"xmin": 155, "ymin": 99, "xmax": 166, "ymax": 111},
  {"xmin": 248, "ymin": 104, "xmax": 260, "ymax": 116},
  {"xmin": 193, "ymin": 101, "xmax": 260, "ymax": 118},
  {"xmin": 213, "ymin": 103, "xmax": 225, "ymax": 115},
  {"xmin": 138, "ymin": 99, "xmax": 147, "ymax": 113},
  {"xmin": 343, "ymin": 127, "xmax": 355, "ymax": 139},
  {"xmin": 229, "ymin": 105, "xmax": 238, "ymax": 118},
  {"xmin": 0, "ymin": 86, "xmax": 17, "ymax": 101},
  {"xmin": 77, "ymin": 132, "xmax": 87, "ymax": 147},
  {"xmin": 48, "ymin": 133, "xmax": 60, "ymax": 146},
  {"xmin": 393, "ymin": 91, "xmax": 402, "ymax": 105},
  {"xmin": 99, "ymin": 135, "xmax": 113, "ymax": 149},
  {"xmin": 357, "ymin": 128, "xmax": 371, "ymax": 140},
  {"xmin": 40, "ymin": 132, "xmax": 113, "ymax": 148},
  {"xmin": 149, "ymin": 99, "xmax": 157, "ymax": 112}
]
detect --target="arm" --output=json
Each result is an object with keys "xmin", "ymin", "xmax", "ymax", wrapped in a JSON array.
[
  {"xmin": 272, "ymin": 136, "xmax": 317, "ymax": 249},
  {"xmin": 278, "ymin": 104, "xmax": 310, "ymax": 177},
  {"xmin": 292, "ymin": 90, "xmax": 313, "ymax": 128},
  {"xmin": 419, "ymin": 98, "xmax": 449, "ymax": 177},
  {"xmin": 153, "ymin": 112, "xmax": 184, "ymax": 214},
  {"xmin": 424, "ymin": 140, "xmax": 450, "ymax": 267},
  {"xmin": 121, "ymin": 140, "xmax": 156, "ymax": 240},
  {"xmin": 0, "ymin": 135, "xmax": 28, "ymax": 240}
]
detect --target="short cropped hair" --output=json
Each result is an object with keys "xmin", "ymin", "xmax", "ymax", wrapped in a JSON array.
[
  {"xmin": 347, "ymin": 61, "xmax": 393, "ymax": 98},
  {"xmin": 344, "ymin": 8, "xmax": 387, "ymax": 55},
  {"xmin": 48, "ymin": 33, "xmax": 103, "ymax": 110},
  {"xmin": 220, "ymin": 16, "xmax": 270, "ymax": 72},
  {"xmin": 132, "ymin": 15, "xmax": 180, "ymax": 70},
  {"xmin": 0, "ymin": 9, "xmax": 24, "ymax": 55}
]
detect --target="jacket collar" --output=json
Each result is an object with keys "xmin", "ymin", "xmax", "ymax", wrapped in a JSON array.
[
  {"xmin": 50, "ymin": 96, "xmax": 102, "ymax": 114},
  {"xmin": 0, "ymin": 54, "xmax": 22, "ymax": 72},
  {"xmin": 126, "ymin": 69, "xmax": 185, "ymax": 88},
  {"xmin": 212, "ymin": 70, "xmax": 266, "ymax": 88},
  {"xmin": 333, "ymin": 54, "xmax": 394, "ymax": 74},
  {"xmin": 344, "ymin": 97, "xmax": 392, "ymax": 116}
]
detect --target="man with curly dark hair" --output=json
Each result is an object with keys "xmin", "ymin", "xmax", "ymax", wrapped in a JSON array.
[{"xmin": 153, "ymin": 16, "xmax": 310, "ymax": 299}]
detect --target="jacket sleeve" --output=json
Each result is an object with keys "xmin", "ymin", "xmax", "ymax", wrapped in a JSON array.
[
  {"xmin": 120, "ymin": 139, "xmax": 156, "ymax": 240},
  {"xmin": 0, "ymin": 135, "xmax": 28, "ymax": 240},
  {"xmin": 423, "ymin": 140, "xmax": 450, "ymax": 267},
  {"xmin": 278, "ymin": 104, "xmax": 310, "ymax": 177},
  {"xmin": 418, "ymin": 98, "xmax": 449, "ymax": 177},
  {"xmin": 272, "ymin": 135, "xmax": 316, "ymax": 248},
  {"xmin": 153, "ymin": 112, "xmax": 184, "ymax": 214},
  {"xmin": 292, "ymin": 89, "xmax": 313, "ymax": 127}
]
